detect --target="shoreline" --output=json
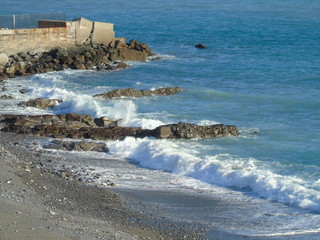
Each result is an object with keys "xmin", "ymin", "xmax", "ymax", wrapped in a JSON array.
[{"xmin": 0, "ymin": 131, "xmax": 206, "ymax": 239}]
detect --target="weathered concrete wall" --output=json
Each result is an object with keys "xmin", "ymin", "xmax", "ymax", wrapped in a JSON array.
[
  {"xmin": 0, "ymin": 17, "xmax": 115, "ymax": 56},
  {"xmin": 74, "ymin": 17, "xmax": 93, "ymax": 45},
  {"xmin": 0, "ymin": 27, "xmax": 75, "ymax": 55},
  {"xmin": 73, "ymin": 18, "xmax": 115, "ymax": 45},
  {"xmin": 91, "ymin": 21, "xmax": 115, "ymax": 46}
]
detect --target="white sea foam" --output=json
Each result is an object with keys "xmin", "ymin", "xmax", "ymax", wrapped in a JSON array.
[{"xmin": 107, "ymin": 137, "xmax": 320, "ymax": 212}]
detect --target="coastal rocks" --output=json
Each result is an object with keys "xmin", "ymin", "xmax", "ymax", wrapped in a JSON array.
[
  {"xmin": 109, "ymin": 40, "xmax": 153, "ymax": 62},
  {"xmin": 43, "ymin": 140, "xmax": 108, "ymax": 152},
  {"xmin": 152, "ymin": 122, "xmax": 239, "ymax": 139},
  {"xmin": 0, "ymin": 95, "xmax": 14, "ymax": 100},
  {"xmin": 94, "ymin": 116, "xmax": 119, "ymax": 128},
  {"xmin": 0, "ymin": 113, "xmax": 239, "ymax": 140},
  {"xmin": 0, "ymin": 40, "xmax": 154, "ymax": 79},
  {"xmin": 109, "ymin": 48, "xmax": 148, "ymax": 62},
  {"xmin": 18, "ymin": 98, "xmax": 63, "ymax": 109},
  {"xmin": 94, "ymin": 87, "xmax": 183, "ymax": 99},
  {"xmin": 105, "ymin": 62, "xmax": 130, "ymax": 71}
]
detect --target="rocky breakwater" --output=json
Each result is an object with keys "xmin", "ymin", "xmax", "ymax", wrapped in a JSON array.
[
  {"xmin": 0, "ymin": 40, "xmax": 153, "ymax": 79},
  {"xmin": 0, "ymin": 113, "xmax": 239, "ymax": 140}
]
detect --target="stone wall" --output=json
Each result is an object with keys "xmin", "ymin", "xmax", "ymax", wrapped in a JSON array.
[
  {"xmin": 0, "ymin": 17, "xmax": 115, "ymax": 56},
  {"xmin": 0, "ymin": 25, "xmax": 76, "ymax": 56}
]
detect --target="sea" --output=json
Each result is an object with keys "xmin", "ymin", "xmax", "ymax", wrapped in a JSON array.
[{"xmin": 1, "ymin": 0, "xmax": 320, "ymax": 238}]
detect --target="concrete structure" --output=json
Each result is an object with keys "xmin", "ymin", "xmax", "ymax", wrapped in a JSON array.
[{"xmin": 0, "ymin": 18, "xmax": 115, "ymax": 55}]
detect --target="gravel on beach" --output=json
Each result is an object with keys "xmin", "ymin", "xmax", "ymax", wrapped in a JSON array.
[{"xmin": 0, "ymin": 132, "xmax": 205, "ymax": 240}]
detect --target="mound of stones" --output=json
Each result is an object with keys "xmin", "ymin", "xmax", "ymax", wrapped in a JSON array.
[
  {"xmin": 0, "ymin": 113, "xmax": 239, "ymax": 140},
  {"xmin": 0, "ymin": 40, "xmax": 153, "ymax": 79},
  {"xmin": 94, "ymin": 87, "xmax": 183, "ymax": 98}
]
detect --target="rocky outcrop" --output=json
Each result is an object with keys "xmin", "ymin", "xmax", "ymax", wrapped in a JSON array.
[
  {"xmin": 94, "ymin": 87, "xmax": 183, "ymax": 99},
  {"xmin": 43, "ymin": 140, "xmax": 108, "ymax": 152},
  {"xmin": 18, "ymin": 98, "xmax": 63, "ymax": 109},
  {"xmin": 0, "ymin": 40, "xmax": 153, "ymax": 79},
  {"xmin": 0, "ymin": 113, "xmax": 239, "ymax": 140},
  {"xmin": 152, "ymin": 122, "xmax": 239, "ymax": 139}
]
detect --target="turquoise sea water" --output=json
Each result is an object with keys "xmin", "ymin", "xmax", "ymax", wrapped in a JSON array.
[{"xmin": 1, "ymin": 0, "xmax": 320, "ymax": 237}]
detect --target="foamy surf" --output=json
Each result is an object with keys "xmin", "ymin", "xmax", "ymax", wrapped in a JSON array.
[{"xmin": 107, "ymin": 136, "xmax": 320, "ymax": 212}]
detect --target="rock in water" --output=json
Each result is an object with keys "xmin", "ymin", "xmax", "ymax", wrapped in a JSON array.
[
  {"xmin": 94, "ymin": 87, "xmax": 183, "ymax": 98},
  {"xmin": 0, "ymin": 95, "xmax": 14, "ymax": 100},
  {"xmin": 195, "ymin": 44, "xmax": 208, "ymax": 49},
  {"xmin": 18, "ymin": 98, "xmax": 63, "ymax": 109},
  {"xmin": 0, "ymin": 114, "xmax": 239, "ymax": 140},
  {"xmin": 151, "ymin": 122, "xmax": 239, "ymax": 139}
]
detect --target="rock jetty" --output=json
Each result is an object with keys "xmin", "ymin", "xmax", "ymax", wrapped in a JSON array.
[
  {"xmin": 94, "ymin": 87, "xmax": 183, "ymax": 98},
  {"xmin": 0, "ymin": 40, "xmax": 153, "ymax": 79},
  {"xmin": 0, "ymin": 113, "xmax": 239, "ymax": 140}
]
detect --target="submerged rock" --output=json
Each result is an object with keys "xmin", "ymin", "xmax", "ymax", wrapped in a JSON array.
[
  {"xmin": 94, "ymin": 87, "xmax": 183, "ymax": 99},
  {"xmin": 18, "ymin": 98, "xmax": 63, "ymax": 109},
  {"xmin": 43, "ymin": 140, "xmax": 108, "ymax": 152}
]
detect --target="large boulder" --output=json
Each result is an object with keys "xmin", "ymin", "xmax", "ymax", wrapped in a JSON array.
[
  {"xmin": 151, "ymin": 122, "xmax": 239, "ymax": 139},
  {"xmin": 43, "ymin": 140, "xmax": 108, "ymax": 152},
  {"xmin": 109, "ymin": 40, "xmax": 152, "ymax": 61},
  {"xmin": 127, "ymin": 40, "xmax": 153, "ymax": 56},
  {"xmin": 94, "ymin": 87, "xmax": 183, "ymax": 99},
  {"xmin": 109, "ymin": 48, "xmax": 148, "ymax": 62},
  {"xmin": 18, "ymin": 98, "xmax": 63, "ymax": 109}
]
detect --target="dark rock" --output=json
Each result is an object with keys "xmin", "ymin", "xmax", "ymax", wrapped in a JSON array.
[
  {"xmin": 127, "ymin": 40, "xmax": 153, "ymax": 56},
  {"xmin": 18, "ymin": 98, "xmax": 63, "ymax": 109},
  {"xmin": 151, "ymin": 122, "xmax": 239, "ymax": 139},
  {"xmin": 106, "ymin": 62, "xmax": 130, "ymax": 71},
  {"xmin": 0, "ymin": 95, "xmax": 14, "ymax": 100},
  {"xmin": 0, "ymin": 114, "xmax": 239, "ymax": 140},
  {"xmin": 94, "ymin": 116, "xmax": 118, "ymax": 128},
  {"xmin": 19, "ymin": 89, "xmax": 27, "ymax": 94},
  {"xmin": 94, "ymin": 87, "xmax": 183, "ymax": 99},
  {"xmin": 195, "ymin": 44, "xmax": 208, "ymax": 49},
  {"xmin": 43, "ymin": 140, "xmax": 108, "ymax": 152},
  {"xmin": 1, "ymin": 87, "xmax": 7, "ymax": 91}
]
